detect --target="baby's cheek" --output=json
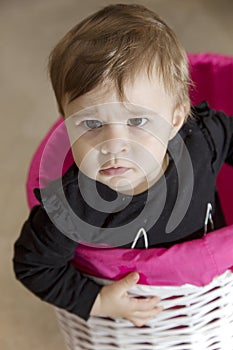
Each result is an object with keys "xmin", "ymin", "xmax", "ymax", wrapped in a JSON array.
[
  {"xmin": 140, "ymin": 137, "xmax": 166, "ymax": 159},
  {"xmin": 75, "ymin": 146, "xmax": 100, "ymax": 178},
  {"xmin": 71, "ymin": 142, "xmax": 88, "ymax": 168}
]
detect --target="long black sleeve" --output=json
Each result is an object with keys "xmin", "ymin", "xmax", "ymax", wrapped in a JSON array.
[{"xmin": 13, "ymin": 205, "xmax": 102, "ymax": 320}]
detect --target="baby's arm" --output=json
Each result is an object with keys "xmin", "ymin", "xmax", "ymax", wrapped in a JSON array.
[
  {"xmin": 13, "ymin": 205, "xmax": 162, "ymax": 325},
  {"xmin": 13, "ymin": 205, "xmax": 101, "ymax": 320}
]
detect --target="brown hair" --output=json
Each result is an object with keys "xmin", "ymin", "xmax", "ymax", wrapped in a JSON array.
[{"xmin": 48, "ymin": 4, "xmax": 191, "ymax": 116}]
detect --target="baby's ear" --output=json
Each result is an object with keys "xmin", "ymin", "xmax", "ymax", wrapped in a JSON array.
[{"xmin": 169, "ymin": 103, "xmax": 189, "ymax": 140}]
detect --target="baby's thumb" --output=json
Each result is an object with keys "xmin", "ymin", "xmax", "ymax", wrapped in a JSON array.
[{"xmin": 114, "ymin": 272, "xmax": 139, "ymax": 293}]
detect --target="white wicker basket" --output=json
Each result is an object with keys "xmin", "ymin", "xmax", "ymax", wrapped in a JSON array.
[{"xmin": 55, "ymin": 269, "xmax": 233, "ymax": 350}]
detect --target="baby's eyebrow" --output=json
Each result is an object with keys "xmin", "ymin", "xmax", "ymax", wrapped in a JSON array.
[
  {"xmin": 124, "ymin": 104, "xmax": 157, "ymax": 116},
  {"xmin": 70, "ymin": 108, "xmax": 97, "ymax": 119},
  {"xmin": 69, "ymin": 104, "xmax": 157, "ymax": 120}
]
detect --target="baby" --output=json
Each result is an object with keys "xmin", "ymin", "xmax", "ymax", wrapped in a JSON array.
[{"xmin": 13, "ymin": 4, "xmax": 233, "ymax": 327}]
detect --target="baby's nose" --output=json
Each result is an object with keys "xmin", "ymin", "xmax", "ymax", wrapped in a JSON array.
[{"xmin": 100, "ymin": 124, "xmax": 130, "ymax": 155}]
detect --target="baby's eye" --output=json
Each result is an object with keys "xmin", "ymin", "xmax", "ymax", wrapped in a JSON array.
[
  {"xmin": 127, "ymin": 117, "xmax": 148, "ymax": 127},
  {"xmin": 82, "ymin": 120, "xmax": 103, "ymax": 129}
]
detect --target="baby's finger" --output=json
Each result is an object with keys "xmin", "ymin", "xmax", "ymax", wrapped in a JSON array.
[
  {"xmin": 112, "ymin": 272, "xmax": 139, "ymax": 295},
  {"xmin": 130, "ymin": 307, "xmax": 163, "ymax": 328},
  {"xmin": 130, "ymin": 317, "xmax": 151, "ymax": 328},
  {"xmin": 133, "ymin": 305, "xmax": 163, "ymax": 319},
  {"xmin": 130, "ymin": 296, "xmax": 161, "ymax": 312}
]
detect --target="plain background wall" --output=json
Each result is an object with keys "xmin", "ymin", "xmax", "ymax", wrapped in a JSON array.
[{"xmin": 1, "ymin": 0, "xmax": 233, "ymax": 349}]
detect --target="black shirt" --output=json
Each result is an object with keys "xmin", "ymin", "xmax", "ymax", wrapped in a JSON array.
[{"xmin": 13, "ymin": 101, "xmax": 233, "ymax": 320}]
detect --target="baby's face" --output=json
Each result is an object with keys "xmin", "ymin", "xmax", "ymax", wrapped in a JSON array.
[{"xmin": 64, "ymin": 73, "xmax": 186, "ymax": 195}]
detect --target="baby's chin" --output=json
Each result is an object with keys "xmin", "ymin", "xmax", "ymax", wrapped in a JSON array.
[
  {"xmin": 110, "ymin": 179, "xmax": 135, "ymax": 195},
  {"xmin": 102, "ymin": 176, "xmax": 150, "ymax": 196},
  {"xmin": 97, "ymin": 175, "xmax": 134, "ymax": 193}
]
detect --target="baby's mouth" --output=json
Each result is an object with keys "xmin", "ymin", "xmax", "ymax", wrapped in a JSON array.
[{"xmin": 100, "ymin": 166, "xmax": 131, "ymax": 176}]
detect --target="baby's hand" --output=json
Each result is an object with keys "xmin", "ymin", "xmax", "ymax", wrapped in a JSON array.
[{"xmin": 90, "ymin": 272, "xmax": 163, "ymax": 327}]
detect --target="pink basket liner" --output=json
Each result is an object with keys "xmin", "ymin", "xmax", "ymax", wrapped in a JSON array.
[{"xmin": 72, "ymin": 224, "xmax": 233, "ymax": 287}]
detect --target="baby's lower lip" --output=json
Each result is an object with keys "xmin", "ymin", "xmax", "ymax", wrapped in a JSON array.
[{"xmin": 100, "ymin": 167, "xmax": 130, "ymax": 176}]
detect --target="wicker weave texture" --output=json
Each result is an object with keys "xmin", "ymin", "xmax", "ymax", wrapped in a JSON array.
[{"xmin": 55, "ymin": 270, "xmax": 233, "ymax": 350}]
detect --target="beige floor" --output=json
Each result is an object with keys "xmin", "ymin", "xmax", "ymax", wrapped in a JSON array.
[{"xmin": 1, "ymin": 0, "xmax": 233, "ymax": 349}]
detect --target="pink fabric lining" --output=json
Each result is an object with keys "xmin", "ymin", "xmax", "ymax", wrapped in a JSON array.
[
  {"xmin": 26, "ymin": 53, "xmax": 233, "ymax": 286},
  {"xmin": 26, "ymin": 119, "xmax": 72, "ymax": 208},
  {"xmin": 72, "ymin": 225, "xmax": 233, "ymax": 286}
]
